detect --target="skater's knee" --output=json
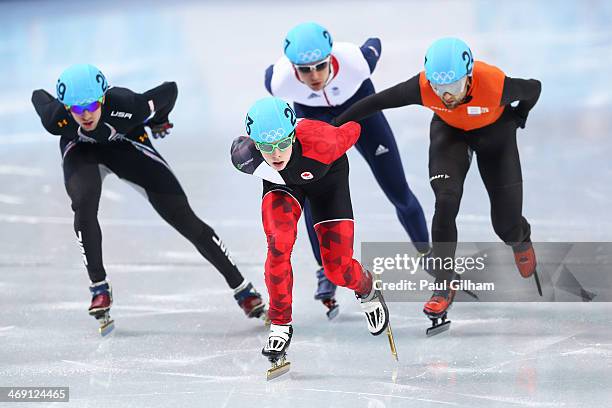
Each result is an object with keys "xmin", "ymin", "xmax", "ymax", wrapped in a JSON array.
[
  {"xmin": 434, "ymin": 191, "xmax": 461, "ymax": 219},
  {"xmin": 320, "ymin": 258, "xmax": 360, "ymax": 287},
  {"xmin": 65, "ymin": 175, "xmax": 101, "ymax": 212},
  {"xmin": 262, "ymin": 192, "xmax": 301, "ymax": 228},
  {"xmin": 262, "ymin": 193, "xmax": 300, "ymax": 255},
  {"xmin": 266, "ymin": 231, "xmax": 296, "ymax": 259},
  {"xmin": 493, "ymin": 221, "xmax": 526, "ymax": 244},
  {"xmin": 320, "ymin": 266, "xmax": 347, "ymax": 287},
  {"xmin": 392, "ymin": 188, "xmax": 423, "ymax": 216},
  {"xmin": 70, "ymin": 194, "xmax": 99, "ymax": 216},
  {"xmin": 148, "ymin": 193, "xmax": 194, "ymax": 227}
]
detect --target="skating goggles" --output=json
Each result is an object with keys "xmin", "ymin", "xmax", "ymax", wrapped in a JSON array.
[
  {"xmin": 430, "ymin": 76, "xmax": 468, "ymax": 97},
  {"xmin": 255, "ymin": 132, "xmax": 295, "ymax": 154},
  {"xmin": 67, "ymin": 98, "xmax": 103, "ymax": 115},
  {"xmin": 294, "ymin": 57, "xmax": 331, "ymax": 74}
]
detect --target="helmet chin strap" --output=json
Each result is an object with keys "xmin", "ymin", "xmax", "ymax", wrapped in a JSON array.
[
  {"xmin": 461, "ymin": 76, "xmax": 474, "ymax": 104},
  {"xmin": 323, "ymin": 59, "xmax": 335, "ymax": 88}
]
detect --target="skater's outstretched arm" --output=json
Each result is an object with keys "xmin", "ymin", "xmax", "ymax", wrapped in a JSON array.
[
  {"xmin": 298, "ymin": 119, "xmax": 362, "ymax": 164},
  {"xmin": 264, "ymin": 64, "xmax": 274, "ymax": 95},
  {"xmin": 333, "ymin": 74, "xmax": 422, "ymax": 125},
  {"xmin": 230, "ymin": 136, "xmax": 285, "ymax": 184},
  {"xmin": 31, "ymin": 89, "xmax": 77, "ymax": 137},
  {"xmin": 359, "ymin": 37, "xmax": 382, "ymax": 73},
  {"xmin": 142, "ymin": 81, "xmax": 178, "ymax": 127},
  {"xmin": 501, "ymin": 77, "xmax": 542, "ymax": 128}
]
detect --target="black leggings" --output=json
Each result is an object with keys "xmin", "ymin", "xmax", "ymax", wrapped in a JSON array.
[
  {"xmin": 428, "ymin": 110, "xmax": 531, "ymax": 278},
  {"xmin": 262, "ymin": 154, "xmax": 353, "ymax": 223},
  {"xmin": 60, "ymin": 136, "xmax": 244, "ymax": 288}
]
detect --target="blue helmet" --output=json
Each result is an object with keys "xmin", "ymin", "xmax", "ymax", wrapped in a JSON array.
[
  {"xmin": 424, "ymin": 37, "xmax": 474, "ymax": 85},
  {"xmin": 56, "ymin": 64, "xmax": 108, "ymax": 106},
  {"xmin": 245, "ymin": 97, "xmax": 297, "ymax": 143},
  {"xmin": 284, "ymin": 22, "xmax": 333, "ymax": 65}
]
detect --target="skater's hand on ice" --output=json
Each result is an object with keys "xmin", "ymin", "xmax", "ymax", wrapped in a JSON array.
[{"xmin": 149, "ymin": 121, "xmax": 174, "ymax": 138}]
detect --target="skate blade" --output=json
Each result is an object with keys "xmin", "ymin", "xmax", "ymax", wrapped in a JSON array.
[
  {"xmin": 463, "ymin": 289, "xmax": 479, "ymax": 300},
  {"xmin": 99, "ymin": 319, "xmax": 115, "ymax": 337},
  {"xmin": 326, "ymin": 305, "xmax": 339, "ymax": 320},
  {"xmin": 249, "ymin": 303, "xmax": 267, "ymax": 319},
  {"xmin": 262, "ymin": 310, "xmax": 271, "ymax": 327},
  {"xmin": 426, "ymin": 320, "xmax": 451, "ymax": 337},
  {"xmin": 386, "ymin": 324, "xmax": 398, "ymax": 361},
  {"xmin": 89, "ymin": 308, "xmax": 110, "ymax": 317},
  {"xmin": 266, "ymin": 360, "xmax": 290, "ymax": 381},
  {"xmin": 533, "ymin": 270, "xmax": 543, "ymax": 297}
]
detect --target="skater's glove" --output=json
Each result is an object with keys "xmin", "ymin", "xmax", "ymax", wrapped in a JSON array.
[
  {"xmin": 148, "ymin": 121, "xmax": 174, "ymax": 139},
  {"xmin": 510, "ymin": 107, "xmax": 528, "ymax": 129}
]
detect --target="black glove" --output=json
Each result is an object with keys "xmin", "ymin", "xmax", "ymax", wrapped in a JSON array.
[
  {"xmin": 148, "ymin": 121, "xmax": 174, "ymax": 138},
  {"xmin": 511, "ymin": 106, "xmax": 528, "ymax": 129}
]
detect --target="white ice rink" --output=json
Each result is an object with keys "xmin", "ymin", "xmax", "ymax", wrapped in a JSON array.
[{"xmin": 1, "ymin": 0, "xmax": 611, "ymax": 406}]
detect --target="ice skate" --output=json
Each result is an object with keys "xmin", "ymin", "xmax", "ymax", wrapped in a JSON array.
[
  {"xmin": 234, "ymin": 281, "xmax": 268, "ymax": 321},
  {"xmin": 357, "ymin": 278, "xmax": 390, "ymax": 336},
  {"xmin": 357, "ymin": 279, "xmax": 397, "ymax": 359},
  {"xmin": 314, "ymin": 267, "xmax": 339, "ymax": 320},
  {"xmin": 88, "ymin": 280, "xmax": 114, "ymax": 337},
  {"xmin": 513, "ymin": 241, "xmax": 542, "ymax": 296},
  {"xmin": 423, "ymin": 283, "xmax": 455, "ymax": 337},
  {"xmin": 262, "ymin": 324, "xmax": 292, "ymax": 380}
]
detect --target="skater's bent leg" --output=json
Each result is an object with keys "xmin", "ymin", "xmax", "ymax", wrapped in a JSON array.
[
  {"xmin": 102, "ymin": 140, "xmax": 246, "ymax": 289},
  {"xmin": 488, "ymin": 182, "xmax": 531, "ymax": 244},
  {"xmin": 474, "ymin": 121, "xmax": 532, "ymax": 245},
  {"xmin": 262, "ymin": 190, "xmax": 302, "ymax": 325},
  {"xmin": 428, "ymin": 120, "xmax": 470, "ymax": 281},
  {"xmin": 314, "ymin": 219, "xmax": 372, "ymax": 295},
  {"xmin": 63, "ymin": 147, "xmax": 105, "ymax": 282},
  {"xmin": 356, "ymin": 113, "xmax": 429, "ymax": 252},
  {"xmin": 147, "ymin": 191, "xmax": 244, "ymax": 289},
  {"xmin": 431, "ymin": 191, "xmax": 461, "ymax": 245},
  {"xmin": 430, "ymin": 190, "xmax": 463, "ymax": 281}
]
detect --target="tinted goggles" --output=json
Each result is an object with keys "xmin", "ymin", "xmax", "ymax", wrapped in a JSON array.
[
  {"xmin": 255, "ymin": 133, "xmax": 295, "ymax": 154},
  {"xmin": 67, "ymin": 98, "xmax": 103, "ymax": 115},
  {"xmin": 430, "ymin": 76, "xmax": 468, "ymax": 97},
  {"xmin": 294, "ymin": 57, "xmax": 331, "ymax": 74}
]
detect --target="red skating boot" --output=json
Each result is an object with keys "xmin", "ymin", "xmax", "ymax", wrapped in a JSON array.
[
  {"xmin": 314, "ymin": 267, "xmax": 339, "ymax": 320},
  {"xmin": 423, "ymin": 283, "xmax": 455, "ymax": 337},
  {"xmin": 88, "ymin": 280, "xmax": 114, "ymax": 336},
  {"xmin": 513, "ymin": 241, "xmax": 542, "ymax": 296},
  {"xmin": 234, "ymin": 281, "xmax": 267, "ymax": 322}
]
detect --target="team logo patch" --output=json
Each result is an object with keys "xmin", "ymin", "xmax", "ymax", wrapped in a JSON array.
[
  {"xmin": 467, "ymin": 106, "xmax": 489, "ymax": 115},
  {"xmin": 298, "ymin": 49, "xmax": 323, "ymax": 63},
  {"xmin": 301, "ymin": 171, "xmax": 314, "ymax": 180},
  {"xmin": 431, "ymin": 71, "xmax": 456, "ymax": 84},
  {"xmin": 429, "ymin": 105, "xmax": 452, "ymax": 113},
  {"xmin": 429, "ymin": 174, "xmax": 450, "ymax": 182},
  {"xmin": 375, "ymin": 145, "xmax": 389, "ymax": 156},
  {"xmin": 111, "ymin": 110, "xmax": 133, "ymax": 119}
]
